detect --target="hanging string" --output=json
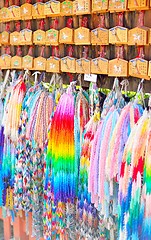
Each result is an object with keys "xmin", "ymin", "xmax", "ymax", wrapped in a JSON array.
[
  {"xmin": 15, "ymin": 21, "xmax": 21, "ymax": 32},
  {"xmin": 16, "ymin": 46, "xmax": 22, "ymax": 56},
  {"xmin": 117, "ymin": 12, "xmax": 124, "ymax": 27},
  {"xmin": 27, "ymin": 46, "xmax": 33, "ymax": 56},
  {"xmin": 83, "ymin": 46, "xmax": 89, "ymax": 59},
  {"xmin": 25, "ymin": 20, "xmax": 32, "ymax": 30},
  {"xmin": 15, "ymin": 0, "xmax": 20, "ymax": 5},
  {"xmin": 138, "ymin": 11, "xmax": 144, "ymax": 27},
  {"xmin": 116, "ymin": 45, "xmax": 124, "ymax": 59},
  {"xmin": 98, "ymin": 45, "xmax": 106, "ymax": 58},
  {"xmin": 51, "ymin": 18, "xmax": 59, "ymax": 29},
  {"xmin": 5, "ymin": 23, "xmax": 10, "ymax": 32},
  {"xmin": 66, "ymin": 17, "xmax": 73, "ymax": 28},
  {"xmin": 52, "ymin": 46, "xmax": 60, "ymax": 58},
  {"xmin": 81, "ymin": 16, "xmax": 88, "ymax": 28},
  {"xmin": 39, "ymin": 19, "xmax": 45, "ymax": 31},
  {"xmin": 67, "ymin": 45, "xmax": 74, "ymax": 57},
  {"xmin": 98, "ymin": 14, "xmax": 105, "ymax": 28},
  {"xmin": 5, "ymin": 0, "xmax": 9, "ymax": 7}
]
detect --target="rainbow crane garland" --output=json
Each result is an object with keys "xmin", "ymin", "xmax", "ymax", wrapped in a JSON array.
[
  {"xmin": 46, "ymin": 85, "xmax": 76, "ymax": 203},
  {"xmin": 46, "ymin": 85, "xmax": 89, "ymax": 204},
  {"xmin": 44, "ymin": 85, "xmax": 90, "ymax": 239},
  {"xmin": 1, "ymin": 76, "xmax": 26, "ymax": 209},
  {"xmin": 118, "ymin": 111, "xmax": 151, "ymax": 239}
]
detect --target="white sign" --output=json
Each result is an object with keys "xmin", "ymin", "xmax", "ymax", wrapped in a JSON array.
[{"xmin": 84, "ymin": 74, "xmax": 97, "ymax": 83}]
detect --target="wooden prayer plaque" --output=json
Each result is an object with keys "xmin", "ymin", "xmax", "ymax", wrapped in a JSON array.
[
  {"xmin": 148, "ymin": 61, "xmax": 151, "ymax": 78},
  {"xmin": 20, "ymin": 29, "xmax": 32, "ymax": 46},
  {"xmin": 109, "ymin": 26, "xmax": 128, "ymax": 44},
  {"xmin": 91, "ymin": 28, "xmax": 109, "ymax": 45},
  {"xmin": 73, "ymin": 0, "xmax": 91, "ymax": 15},
  {"xmin": 129, "ymin": 58, "xmax": 149, "ymax": 80},
  {"xmin": 109, "ymin": 0, "xmax": 127, "ymax": 11},
  {"xmin": 0, "ymin": 7, "xmax": 10, "ymax": 22},
  {"xmin": 0, "ymin": 54, "xmax": 11, "ymax": 69},
  {"xmin": 61, "ymin": 1, "xmax": 73, "ymax": 15},
  {"xmin": 91, "ymin": 57, "xmax": 108, "ymax": 74},
  {"xmin": 92, "ymin": 0, "xmax": 108, "ymax": 12},
  {"xmin": 128, "ymin": 27, "xmax": 148, "ymax": 45},
  {"xmin": 59, "ymin": 28, "xmax": 73, "ymax": 44},
  {"xmin": 11, "ymin": 56, "xmax": 22, "ymax": 69},
  {"xmin": 44, "ymin": 1, "xmax": 60, "ymax": 17},
  {"xmin": 61, "ymin": 56, "xmax": 76, "ymax": 73},
  {"xmin": 8, "ymin": 6, "xmax": 21, "ymax": 21},
  {"xmin": 21, "ymin": 3, "xmax": 32, "ymax": 20},
  {"xmin": 34, "ymin": 57, "xmax": 46, "ymax": 71},
  {"xmin": 32, "ymin": 3, "xmax": 45, "ymax": 19},
  {"xmin": 10, "ymin": 32, "xmax": 21, "ymax": 46},
  {"xmin": 76, "ymin": 58, "xmax": 91, "ymax": 74},
  {"xmin": 108, "ymin": 58, "xmax": 128, "ymax": 77},
  {"xmin": 128, "ymin": 0, "xmax": 149, "ymax": 10},
  {"xmin": 46, "ymin": 29, "xmax": 59, "ymax": 45},
  {"xmin": 1, "ymin": 31, "xmax": 10, "ymax": 45},
  {"xmin": 33, "ymin": 30, "xmax": 46, "ymax": 45},
  {"xmin": 74, "ymin": 27, "xmax": 90, "ymax": 45},
  {"xmin": 22, "ymin": 55, "xmax": 33, "ymax": 70},
  {"xmin": 46, "ymin": 57, "xmax": 60, "ymax": 72}
]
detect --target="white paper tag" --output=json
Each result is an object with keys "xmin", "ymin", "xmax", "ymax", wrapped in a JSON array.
[{"xmin": 84, "ymin": 74, "xmax": 97, "ymax": 83}]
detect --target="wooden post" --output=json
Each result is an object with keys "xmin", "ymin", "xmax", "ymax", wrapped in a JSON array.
[
  {"xmin": 3, "ymin": 217, "xmax": 11, "ymax": 240},
  {"xmin": 0, "ymin": 208, "xmax": 11, "ymax": 240},
  {"xmin": 13, "ymin": 214, "xmax": 28, "ymax": 240}
]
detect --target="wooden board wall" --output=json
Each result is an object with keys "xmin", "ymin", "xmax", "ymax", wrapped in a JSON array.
[{"xmin": 0, "ymin": 0, "xmax": 151, "ymax": 92}]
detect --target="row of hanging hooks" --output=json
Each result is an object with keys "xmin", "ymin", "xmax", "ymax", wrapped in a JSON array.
[{"xmin": 0, "ymin": 69, "xmax": 149, "ymax": 104}]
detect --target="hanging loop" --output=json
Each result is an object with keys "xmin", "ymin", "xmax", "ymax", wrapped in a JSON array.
[
  {"xmin": 112, "ymin": 77, "xmax": 119, "ymax": 91},
  {"xmin": 49, "ymin": 73, "xmax": 56, "ymax": 87},
  {"xmin": 77, "ymin": 74, "xmax": 82, "ymax": 89},
  {"xmin": 32, "ymin": 71, "xmax": 41, "ymax": 86},
  {"xmin": 23, "ymin": 69, "xmax": 30, "ymax": 81},
  {"xmin": 148, "ymin": 95, "xmax": 151, "ymax": 110},
  {"xmin": 120, "ymin": 79, "xmax": 129, "ymax": 93},
  {"xmin": 0, "ymin": 70, "xmax": 10, "ymax": 98},
  {"xmin": 135, "ymin": 78, "xmax": 145, "ymax": 108}
]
